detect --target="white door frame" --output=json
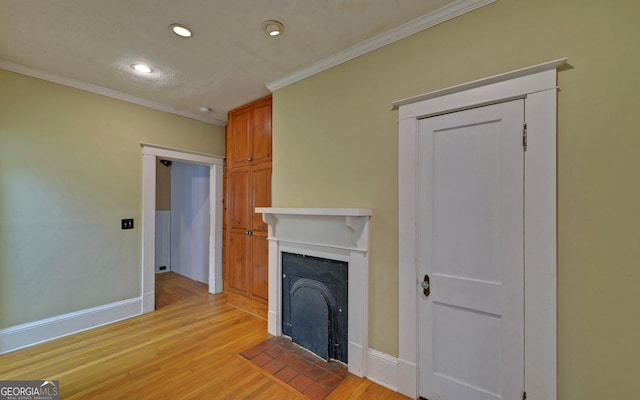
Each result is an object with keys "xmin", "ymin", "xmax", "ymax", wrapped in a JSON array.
[
  {"xmin": 394, "ymin": 58, "xmax": 566, "ymax": 400},
  {"xmin": 140, "ymin": 143, "xmax": 225, "ymax": 313}
]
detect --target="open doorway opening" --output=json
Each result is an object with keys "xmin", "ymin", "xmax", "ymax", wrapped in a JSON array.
[
  {"xmin": 155, "ymin": 158, "xmax": 171, "ymax": 275},
  {"xmin": 141, "ymin": 143, "xmax": 224, "ymax": 314},
  {"xmin": 155, "ymin": 160, "xmax": 211, "ymax": 309}
]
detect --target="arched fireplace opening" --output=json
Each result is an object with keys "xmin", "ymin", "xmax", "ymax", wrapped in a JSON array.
[{"xmin": 282, "ymin": 252, "xmax": 348, "ymax": 363}]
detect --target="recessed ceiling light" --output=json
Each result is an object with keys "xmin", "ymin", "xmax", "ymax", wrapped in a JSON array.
[
  {"xmin": 262, "ymin": 20, "xmax": 284, "ymax": 37},
  {"xmin": 170, "ymin": 23, "xmax": 193, "ymax": 38},
  {"xmin": 199, "ymin": 106, "xmax": 212, "ymax": 113},
  {"xmin": 132, "ymin": 63, "xmax": 153, "ymax": 74}
]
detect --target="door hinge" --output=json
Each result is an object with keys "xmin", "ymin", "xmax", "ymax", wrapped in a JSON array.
[
  {"xmin": 523, "ymin": 391, "xmax": 527, "ymax": 400},
  {"xmin": 523, "ymin": 123, "xmax": 528, "ymax": 151}
]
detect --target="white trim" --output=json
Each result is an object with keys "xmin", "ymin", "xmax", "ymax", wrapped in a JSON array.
[
  {"xmin": 396, "ymin": 60, "xmax": 564, "ymax": 399},
  {"xmin": 522, "ymin": 88, "xmax": 558, "ymax": 397},
  {"xmin": 141, "ymin": 143, "xmax": 225, "ymax": 313},
  {"xmin": 0, "ymin": 60, "xmax": 226, "ymax": 126},
  {"xmin": 140, "ymin": 142, "xmax": 224, "ymax": 162},
  {"xmin": 0, "ymin": 298, "xmax": 142, "ymax": 354},
  {"xmin": 392, "ymin": 58, "xmax": 567, "ymax": 109},
  {"xmin": 142, "ymin": 153, "xmax": 157, "ymax": 314},
  {"xmin": 266, "ymin": 0, "xmax": 495, "ymax": 91},
  {"xmin": 255, "ymin": 207, "xmax": 371, "ymax": 217},
  {"xmin": 366, "ymin": 349, "xmax": 399, "ymax": 392}
]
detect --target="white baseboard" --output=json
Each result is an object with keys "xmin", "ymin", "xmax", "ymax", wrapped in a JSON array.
[
  {"xmin": 348, "ymin": 341, "xmax": 366, "ymax": 377},
  {"xmin": 0, "ymin": 297, "xmax": 142, "ymax": 354},
  {"xmin": 142, "ymin": 291, "xmax": 155, "ymax": 313},
  {"xmin": 397, "ymin": 358, "xmax": 418, "ymax": 398},
  {"xmin": 366, "ymin": 348, "xmax": 399, "ymax": 392},
  {"xmin": 1, "ymin": 300, "xmax": 404, "ymax": 392}
]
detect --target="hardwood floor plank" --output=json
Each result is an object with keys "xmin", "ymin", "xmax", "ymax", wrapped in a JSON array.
[
  {"xmin": 0, "ymin": 273, "xmax": 409, "ymax": 399},
  {"xmin": 155, "ymin": 271, "xmax": 209, "ymax": 309}
]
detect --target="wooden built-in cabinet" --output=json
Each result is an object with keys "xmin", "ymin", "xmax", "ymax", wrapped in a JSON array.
[
  {"xmin": 223, "ymin": 95, "xmax": 272, "ymax": 317},
  {"xmin": 226, "ymin": 97, "xmax": 272, "ymax": 168}
]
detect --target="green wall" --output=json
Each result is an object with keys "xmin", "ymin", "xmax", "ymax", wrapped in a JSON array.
[
  {"xmin": 0, "ymin": 69, "xmax": 225, "ymax": 328},
  {"xmin": 272, "ymin": 0, "xmax": 640, "ymax": 397}
]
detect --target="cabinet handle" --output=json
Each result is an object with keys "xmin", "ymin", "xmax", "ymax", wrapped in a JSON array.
[
  {"xmin": 248, "ymin": 156, "xmax": 253, "ymax": 161},
  {"xmin": 247, "ymin": 230, "xmax": 253, "ymax": 236}
]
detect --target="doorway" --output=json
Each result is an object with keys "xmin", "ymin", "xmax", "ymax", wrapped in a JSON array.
[
  {"xmin": 141, "ymin": 143, "xmax": 224, "ymax": 313},
  {"xmin": 395, "ymin": 59, "xmax": 564, "ymax": 399},
  {"xmin": 154, "ymin": 160, "xmax": 210, "ymax": 309},
  {"xmin": 169, "ymin": 161, "xmax": 210, "ymax": 284},
  {"xmin": 417, "ymin": 100, "xmax": 525, "ymax": 399}
]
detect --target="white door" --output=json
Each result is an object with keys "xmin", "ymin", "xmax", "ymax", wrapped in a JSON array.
[{"xmin": 418, "ymin": 100, "xmax": 525, "ymax": 400}]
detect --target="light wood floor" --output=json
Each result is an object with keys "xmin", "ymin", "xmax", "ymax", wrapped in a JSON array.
[
  {"xmin": 0, "ymin": 273, "xmax": 409, "ymax": 399},
  {"xmin": 155, "ymin": 271, "xmax": 209, "ymax": 309}
]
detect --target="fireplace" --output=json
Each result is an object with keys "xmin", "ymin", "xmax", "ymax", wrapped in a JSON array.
[
  {"xmin": 282, "ymin": 252, "xmax": 348, "ymax": 363},
  {"xmin": 256, "ymin": 208, "xmax": 371, "ymax": 377}
]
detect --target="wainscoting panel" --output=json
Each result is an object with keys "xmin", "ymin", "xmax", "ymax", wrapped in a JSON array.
[{"xmin": 155, "ymin": 211, "xmax": 171, "ymax": 273}]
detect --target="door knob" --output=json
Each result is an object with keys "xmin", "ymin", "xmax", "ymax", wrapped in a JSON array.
[{"xmin": 422, "ymin": 274, "xmax": 430, "ymax": 297}]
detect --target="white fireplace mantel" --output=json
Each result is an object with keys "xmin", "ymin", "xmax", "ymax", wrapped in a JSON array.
[
  {"xmin": 257, "ymin": 208, "xmax": 371, "ymax": 251},
  {"xmin": 255, "ymin": 207, "xmax": 371, "ymax": 377}
]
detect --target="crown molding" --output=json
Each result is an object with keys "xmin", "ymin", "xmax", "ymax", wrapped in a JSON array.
[
  {"xmin": 0, "ymin": 60, "xmax": 226, "ymax": 126},
  {"xmin": 266, "ymin": 0, "xmax": 495, "ymax": 92}
]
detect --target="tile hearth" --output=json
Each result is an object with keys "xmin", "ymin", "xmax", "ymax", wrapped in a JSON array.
[{"xmin": 241, "ymin": 336, "xmax": 348, "ymax": 400}]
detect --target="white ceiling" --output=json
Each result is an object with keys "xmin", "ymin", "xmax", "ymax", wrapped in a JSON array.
[{"xmin": 0, "ymin": 0, "xmax": 490, "ymax": 125}]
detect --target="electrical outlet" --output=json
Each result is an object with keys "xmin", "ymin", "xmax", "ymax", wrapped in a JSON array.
[{"xmin": 121, "ymin": 218, "xmax": 134, "ymax": 229}]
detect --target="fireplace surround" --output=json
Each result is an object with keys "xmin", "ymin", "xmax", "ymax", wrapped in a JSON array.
[{"xmin": 256, "ymin": 207, "xmax": 371, "ymax": 377}]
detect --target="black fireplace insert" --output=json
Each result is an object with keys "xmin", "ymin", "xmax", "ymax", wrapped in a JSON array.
[{"xmin": 281, "ymin": 252, "xmax": 348, "ymax": 363}]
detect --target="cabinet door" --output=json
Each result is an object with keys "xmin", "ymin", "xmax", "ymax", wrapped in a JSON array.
[
  {"xmin": 251, "ymin": 163, "xmax": 272, "ymax": 233},
  {"xmin": 227, "ymin": 106, "xmax": 251, "ymax": 168},
  {"xmin": 227, "ymin": 231, "xmax": 250, "ymax": 295},
  {"xmin": 251, "ymin": 234, "xmax": 269, "ymax": 301},
  {"xmin": 226, "ymin": 167, "xmax": 249, "ymax": 231},
  {"xmin": 251, "ymin": 98, "xmax": 272, "ymax": 165}
]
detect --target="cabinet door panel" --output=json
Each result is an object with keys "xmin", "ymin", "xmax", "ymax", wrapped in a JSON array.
[
  {"xmin": 251, "ymin": 163, "xmax": 272, "ymax": 232},
  {"xmin": 251, "ymin": 235, "xmax": 269, "ymax": 301},
  {"xmin": 227, "ymin": 231, "xmax": 250, "ymax": 295},
  {"xmin": 227, "ymin": 168, "xmax": 249, "ymax": 231},
  {"xmin": 227, "ymin": 107, "xmax": 251, "ymax": 168},
  {"xmin": 251, "ymin": 99, "xmax": 272, "ymax": 164}
]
